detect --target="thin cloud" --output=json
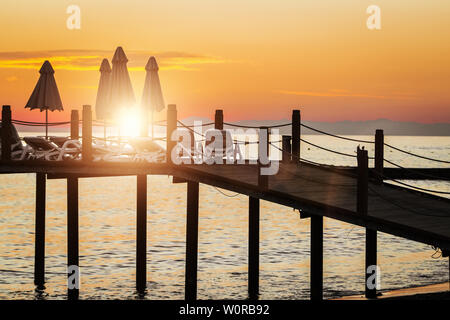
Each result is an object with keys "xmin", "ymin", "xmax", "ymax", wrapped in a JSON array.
[
  {"xmin": 0, "ymin": 49, "xmax": 228, "ymax": 72},
  {"xmin": 278, "ymin": 90, "xmax": 417, "ymax": 100},
  {"xmin": 5, "ymin": 76, "xmax": 18, "ymax": 82}
]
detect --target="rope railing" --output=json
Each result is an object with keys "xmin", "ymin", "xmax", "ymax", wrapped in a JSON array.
[
  {"xmin": 177, "ymin": 120, "xmax": 207, "ymax": 138},
  {"xmin": 5, "ymin": 115, "xmax": 450, "ymax": 166},
  {"xmin": 268, "ymin": 141, "xmax": 336, "ymax": 168},
  {"xmin": 12, "ymin": 119, "xmax": 70, "ymax": 126},
  {"xmin": 375, "ymin": 170, "xmax": 450, "ymax": 195},
  {"xmin": 383, "ymin": 158, "xmax": 448, "ymax": 180},
  {"xmin": 300, "ymin": 123, "xmax": 374, "ymax": 144},
  {"xmin": 385, "ymin": 143, "xmax": 450, "ymax": 164},
  {"xmin": 269, "ymin": 140, "xmax": 450, "ymax": 195},
  {"xmin": 300, "ymin": 138, "xmax": 361, "ymax": 159},
  {"xmin": 177, "ymin": 122, "xmax": 214, "ymax": 128},
  {"xmin": 223, "ymin": 122, "xmax": 291, "ymax": 129}
]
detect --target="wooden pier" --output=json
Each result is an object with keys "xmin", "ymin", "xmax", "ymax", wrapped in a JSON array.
[{"xmin": 0, "ymin": 104, "xmax": 449, "ymax": 300}]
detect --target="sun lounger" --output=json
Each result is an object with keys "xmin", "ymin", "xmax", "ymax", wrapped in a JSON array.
[
  {"xmin": 128, "ymin": 137, "xmax": 166, "ymax": 162},
  {"xmin": 203, "ymin": 129, "xmax": 237, "ymax": 163},
  {"xmin": 0, "ymin": 122, "xmax": 34, "ymax": 160},
  {"xmin": 23, "ymin": 137, "xmax": 80, "ymax": 161}
]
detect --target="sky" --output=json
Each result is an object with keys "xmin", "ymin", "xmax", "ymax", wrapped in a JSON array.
[{"xmin": 0, "ymin": 0, "xmax": 449, "ymax": 123}]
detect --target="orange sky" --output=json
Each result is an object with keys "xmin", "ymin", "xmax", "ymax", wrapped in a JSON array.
[{"xmin": 0, "ymin": 0, "xmax": 449, "ymax": 123}]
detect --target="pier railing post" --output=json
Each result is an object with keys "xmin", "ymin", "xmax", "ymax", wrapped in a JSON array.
[
  {"xmin": 71, "ymin": 110, "xmax": 79, "ymax": 140},
  {"xmin": 136, "ymin": 174, "xmax": 147, "ymax": 293},
  {"xmin": 291, "ymin": 109, "xmax": 300, "ymax": 164},
  {"xmin": 258, "ymin": 127, "xmax": 269, "ymax": 190},
  {"xmin": 282, "ymin": 135, "xmax": 292, "ymax": 163},
  {"xmin": 185, "ymin": 181, "xmax": 199, "ymax": 300},
  {"xmin": 357, "ymin": 147, "xmax": 378, "ymax": 299},
  {"xmin": 82, "ymin": 105, "xmax": 92, "ymax": 161},
  {"xmin": 310, "ymin": 214, "xmax": 323, "ymax": 301},
  {"xmin": 67, "ymin": 177, "xmax": 79, "ymax": 300},
  {"xmin": 248, "ymin": 196, "xmax": 260, "ymax": 300},
  {"xmin": 214, "ymin": 109, "xmax": 223, "ymax": 130},
  {"xmin": 166, "ymin": 104, "xmax": 177, "ymax": 164},
  {"xmin": 34, "ymin": 173, "xmax": 46, "ymax": 289},
  {"xmin": 374, "ymin": 129, "xmax": 384, "ymax": 184},
  {"xmin": 1, "ymin": 105, "xmax": 12, "ymax": 161},
  {"xmin": 357, "ymin": 147, "xmax": 368, "ymax": 216}
]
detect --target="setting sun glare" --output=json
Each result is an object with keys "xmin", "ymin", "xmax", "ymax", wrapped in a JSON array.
[{"xmin": 117, "ymin": 106, "xmax": 141, "ymax": 137}]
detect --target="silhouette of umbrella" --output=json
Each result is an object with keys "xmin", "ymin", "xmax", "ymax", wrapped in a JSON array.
[
  {"xmin": 141, "ymin": 56, "xmax": 165, "ymax": 137},
  {"xmin": 109, "ymin": 47, "xmax": 135, "ymax": 118},
  {"xmin": 95, "ymin": 59, "xmax": 112, "ymax": 138},
  {"xmin": 95, "ymin": 58, "xmax": 112, "ymax": 121},
  {"xmin": 25, "ymin": 60, "xmax": 63, "ymax": 139}
]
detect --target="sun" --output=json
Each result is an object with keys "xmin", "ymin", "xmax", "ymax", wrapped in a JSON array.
[{"xmin": 117, "ymin": 106, "xmax": 141, "ymax": 137}]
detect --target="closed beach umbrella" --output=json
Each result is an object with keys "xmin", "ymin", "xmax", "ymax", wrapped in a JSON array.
[
  {"xmin": 109, "ymin": 47, "xmax": 135, "ymax": 118},
  {"xmin": 95, "ymin": 59, "xmax": 112, "ymax": 139},
  {"xmin": 25, "ymin": 60, "xmax": 63, "ymax": 139},
  {"xmin": 95, "ymin": 58, "xmax": 112, "ymax": 120},
  {"xmin": 141, "ymin": 56, "xmax": 165, "ymax": 137}
]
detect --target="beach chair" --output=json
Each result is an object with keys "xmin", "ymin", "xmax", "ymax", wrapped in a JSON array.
[
  {"xmin": 23, "ymin": 137, "xmax": 80, "ymax": 161},
  {"xmin": 128, "ymin": 137, "xmax": 166, "ymax": 162},
  {"xmin": 0, "ymin": 122, "xmax": 34, "ymax": 160},
  {"xmin": 48, "ymin": 136, "xmax": 72, "ymax": 148},
  {"xmin": 203, "ymin": 129, "xmax": 236, "ymax": 164}
]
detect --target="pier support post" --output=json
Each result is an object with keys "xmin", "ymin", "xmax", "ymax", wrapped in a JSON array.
[
  {"xmin": 291, "ymin": 110, "xmax": 300, "ymax": 163},
  {"xmin": 71, "ymin": 110, "xmax": 79, "ymax": 140},
  {"xmin": 82, "ymin": 105, "xmax": 92, "ymax": 161},
  {"xmin": 185, "ymin": 181, "xmax": 199, "ymax": 300},
  {"xmin": 67, "ymin": 177, "xmax": 79, "ymax": 300},
  {"xmin": 282, "ymin": 135, "xmax": 291, "ymax": 163},
  {"xmin": 357, "ymin": 147, "xmax": 378, "ymax": 298},
  {"xmin": 166, "ymin": 104, "xmax": 177, "ymax": 164},
  {"xmin": 1, "ymin": 105, "xmax": 12, "ymax": 161},
  {"xmin": 136, "ymin": 174, "xmax": 147, "ymax": 292},
  {"xmin": 310, "ymin": 214, "xmax": 323, "ymax": 301},
  {"xmin": 215, "ymin": 109, "xmax": 223, "ymax": 130},
  {"xmin": 374, "ymin": 129, "xmax": 384, "ymax": 184},
  {"xmin": 248, "ymin": 196, "xmax": 260, "ymax": 300},
  {"xmin": 365, "ymin": 229, "xmax": 377, "ymax": 299},
  {"xmin": 34, "ymin": 173, "xmax": 46, "ymax": 289}
]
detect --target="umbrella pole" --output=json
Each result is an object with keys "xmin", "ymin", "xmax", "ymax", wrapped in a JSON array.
[
  {"xmin": 151, "ymin": 110, "xmax": 154, "ymax": 139},
  {"xmin": 45, "ymin": 109, "xmax": 48, "ymax": 139}
]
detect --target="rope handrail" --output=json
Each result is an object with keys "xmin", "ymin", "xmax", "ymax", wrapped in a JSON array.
[
  {"xmin": 177, "ymin": 120, "xmax": 207, "ymax": 138},
  {"xmin": 268, "ymin": 141, "xmax": 338, "ymax": 168},
  {"xmin": 374, "ymin": 171, "xmax": 450, "ymax": 195},
  {"xmin": 177, "ymin": 122, "xmax": 214, "ymax": 128},
  {"xmin": 223, "ymin": 122, "xmax": 291, "ymax": 129},
  {"xmin": 300, "ymin": 123, "xmax": 374, "ymax": 144},
  {"xmin": 385, "ymin": 143, "xmax": 450, "ymax": 164},
  {"xmin": 11, "ymin": 119, "xmax": 70, "ymax": 126},
  {"xmin": 267, "ymin": 141, "xmax": 450, "ymax": 215},
  {"xmin": 383, "ymin": 158, "xmax": 448, "ymax": 180},
  {"xmin": 300, "ymin": 138, "xmax": 362, "ymax": 159}
]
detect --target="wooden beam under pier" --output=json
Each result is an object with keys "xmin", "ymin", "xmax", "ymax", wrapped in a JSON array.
[
  {"xmin": 136, "ymin": 174, "xmax": 147, "ymax": 292},
  {"xmin": 34, "ymin": 173, "xmax": 46, "ymax": 288},
  {"xmin": 67, "ymin": 177, "xmax": 79, "ymax": 300},
  {"xmin": 248, "ymin": 196, "xmax": 260, "ymax": 300},
  {"xmin": 185, "ymin": 181, "xmax": 199, "ymax": 300},
  {"xmin": 310, "ymin": 214, "xmax": 323, "ymax": 301}
]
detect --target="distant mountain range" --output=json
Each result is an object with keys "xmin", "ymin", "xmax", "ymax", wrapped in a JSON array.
[{"xmin": 180, "ymin": 117, "xmax": 450, "ymax": 136}]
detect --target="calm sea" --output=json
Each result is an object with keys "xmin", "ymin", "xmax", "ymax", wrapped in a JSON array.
[{"xmin": 0, "ymin": 131, "xmax": 449, "ymax": 299}]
